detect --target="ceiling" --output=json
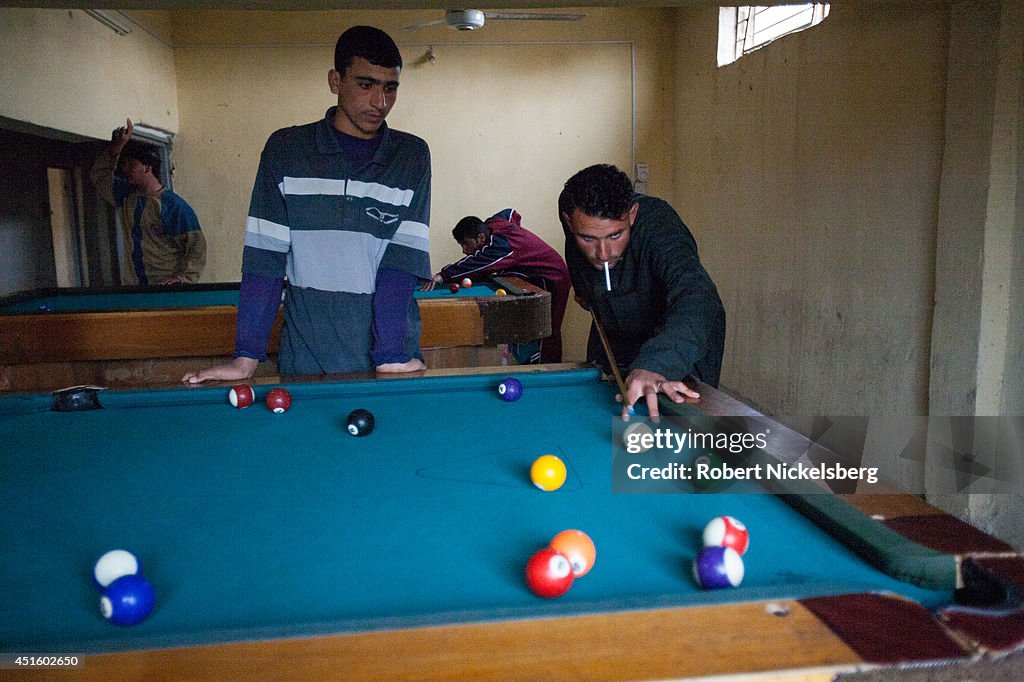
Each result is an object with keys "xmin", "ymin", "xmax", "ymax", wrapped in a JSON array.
[
  {"xmin": 2, "ymin": 1, "xmax": 722, "ymax": 10},
  {"xmin": 1, "ymin": 1, "xmax": 943, "ymax": 12}
]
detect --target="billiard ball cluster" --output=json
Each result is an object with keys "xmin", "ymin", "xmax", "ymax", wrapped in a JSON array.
[
  {"xmin": 445, "ymin": 276, "xmax": 475, "ymax": 293},
  {"xmin": 228, "ymin": 385, "xmax": 292, "ymax": 414},
  {"xmin": 525, "ymin": 529, "xmax": 595, "ymax": 599},
  {"xmin": 692, "ymin": 515, "xmax": 749, "ymax": 589},
  {"xmin": 229, "ymin": 385, "xmax": 379, "ymax": 439},
  {"xmin": 93, "ymin": 549, "xmax": 155, "ymax": 626}
]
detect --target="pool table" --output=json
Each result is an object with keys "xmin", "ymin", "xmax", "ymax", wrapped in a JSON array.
[
  {"xmin": 0, "ymin": 277, "xmax": 550, "ymax": 392},
  {"xmin": 1, "ymin": 366, "xmax": 1022, "ymax": 680}
]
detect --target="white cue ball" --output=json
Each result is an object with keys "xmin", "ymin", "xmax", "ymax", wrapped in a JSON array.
[{"xmin": 93, "ymin": 549, "xmax": 140, "ymax": 589}]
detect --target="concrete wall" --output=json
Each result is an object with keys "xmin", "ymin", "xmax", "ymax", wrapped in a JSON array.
[
  {"xmin": 930, "ymin": 0, "xmax": 1023, "ymax": 545},
  {"xmin": 674, "ymin": 3, "xmax": 946, "ymax": 417},
  {"xmin": 673, "ymin": 0, "xmax": 1023, "ymax": 547}
]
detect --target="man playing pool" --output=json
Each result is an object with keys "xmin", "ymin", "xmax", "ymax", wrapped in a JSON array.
[
  {"xmin": 559, "ymin": 164, "xmax": 726, "ymax": 419},
  {"xmin": 424, "ymin": 209, "xmax": 570, "ymax": 363}
]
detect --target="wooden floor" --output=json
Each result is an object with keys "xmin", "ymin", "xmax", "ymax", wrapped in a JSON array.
[{"xmin": 5, "ymin": 601, "xmax": 863, "ymax": 682}]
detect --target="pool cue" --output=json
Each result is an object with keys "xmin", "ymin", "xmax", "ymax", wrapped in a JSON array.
[{"xmin": 589, "ymin": 309, "xmax": 632, "ymax": 412}]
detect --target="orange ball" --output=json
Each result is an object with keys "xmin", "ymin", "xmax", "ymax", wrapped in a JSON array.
[{"xmin": 550, "ymin": 529, "xmax": 596, "ymax": 577}]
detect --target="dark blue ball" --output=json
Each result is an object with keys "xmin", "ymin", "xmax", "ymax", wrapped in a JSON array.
[
  {"xmin": 497, "ymin": 377, "xmax": 523, "ymax": 402},
  {"xmin": 101, "ymin": 574, "xmax": 155, "ymax": 626},
  {"xmin": 692, "ymin": 546, "xmax": 744, "ymax": 589}
]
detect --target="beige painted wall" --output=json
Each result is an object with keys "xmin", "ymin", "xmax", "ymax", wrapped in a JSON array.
[{"xmin": 0, "ymin": 8, "xmax": 179, "ymax": 140}]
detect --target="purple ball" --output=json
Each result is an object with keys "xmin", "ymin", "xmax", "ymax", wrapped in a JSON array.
[
  {"xmin": 693, "ymin": 546, "xmax": 744, "ymax": 589},
  {"xmin": 497, "ymin": 377, "xmax": 523, "ymax": 402}
]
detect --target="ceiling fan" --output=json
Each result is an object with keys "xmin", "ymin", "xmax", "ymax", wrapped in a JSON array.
[{"xmin": 401, "ymin": 9, "xmax": 585, "ymax": 32}]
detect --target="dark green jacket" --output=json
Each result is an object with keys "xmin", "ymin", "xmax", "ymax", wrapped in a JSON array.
[{"xmin": 563, "ymin": 195, "xmax": 726, "ymax": 386}]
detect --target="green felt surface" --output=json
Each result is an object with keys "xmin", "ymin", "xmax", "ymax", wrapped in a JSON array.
[
  {"xmin": 0, "ymin": 289, "xmax": 239, "ymax": 313},
  {"xmin": 0, "ymin": 369, "xmax": 952, "ymax": 654},
  {"xmin": 0, "ymin": 282, "xmax": 512, "ymax": 314}
]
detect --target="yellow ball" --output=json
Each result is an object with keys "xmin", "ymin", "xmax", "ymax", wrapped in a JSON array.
[
  {"xmin": 531, "ymin": 454, "xmax": 567, "ymax": 491},
  {"xmin": 495, "ymin": 288, "xmax": 508, "ymax": 296}
]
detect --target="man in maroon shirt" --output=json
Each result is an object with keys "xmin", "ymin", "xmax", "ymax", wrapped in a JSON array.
[{"xmin": 425, "ymin": 209, "xmax": 570, "ymax": 363}]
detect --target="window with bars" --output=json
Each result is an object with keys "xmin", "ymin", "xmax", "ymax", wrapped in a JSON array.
[{"xmin": 718, "ymin": 4, "xmax": 830, "ymax": 67}]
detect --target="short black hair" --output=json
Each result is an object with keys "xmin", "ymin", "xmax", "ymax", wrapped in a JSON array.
[
  {"xmin": 119, "ymin": 142, "xmax": 162, "ymax": 178},
  {"xmin": 452, "ymin": 216, "xmax": 488, "ymax": 243},
  {"xmin": 334, "ymin": 26, "xmax": 403, "ymax": 73},
  {"xmin": 558, "ymin": 164, "xmax": 634, "ymax": 221}
]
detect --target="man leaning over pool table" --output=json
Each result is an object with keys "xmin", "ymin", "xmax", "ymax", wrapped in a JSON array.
[
  {"xmin": 559, "ymin": 164, "xmax": 726, "ymax": 420},
  {"xmin": 424, "ymin": 208, "xmax": 570, "ymax": 364}
]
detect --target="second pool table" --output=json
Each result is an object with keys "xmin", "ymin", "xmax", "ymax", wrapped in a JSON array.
[{"xmin": 0, "ymin": 277, "xmax": 550, "ymax": 391}]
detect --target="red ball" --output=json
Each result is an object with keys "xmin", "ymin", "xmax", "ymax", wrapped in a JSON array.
[
  {"xmin": 702, "ymin": 515, "xmax": 749, "ymax": 556},
  {"xmin": 525, "ymin": 547, "xmax": 574, "ymax": 599},
  {"xmin": 449, "ymin": 283, "xmax": 460, "ymax": 293},
  {"xmin": 265, "ymin": 388, "xmax": 291, "ymax": 414},
  {"xmin": 228, "ymin": 384, "xmax": 254, "ymax": 409}
]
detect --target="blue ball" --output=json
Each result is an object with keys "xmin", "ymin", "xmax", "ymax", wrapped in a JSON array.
[
  {"xmin": 692, "ymin": 546, "xmax": 744, "ymax": 589},
  {"xmin": 101, "ymin": 574, "xmax": 155, "ymax": 626},
  {"xmin": 497, "ymin": 377, "xmax": 523, "ymax": 402}
]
